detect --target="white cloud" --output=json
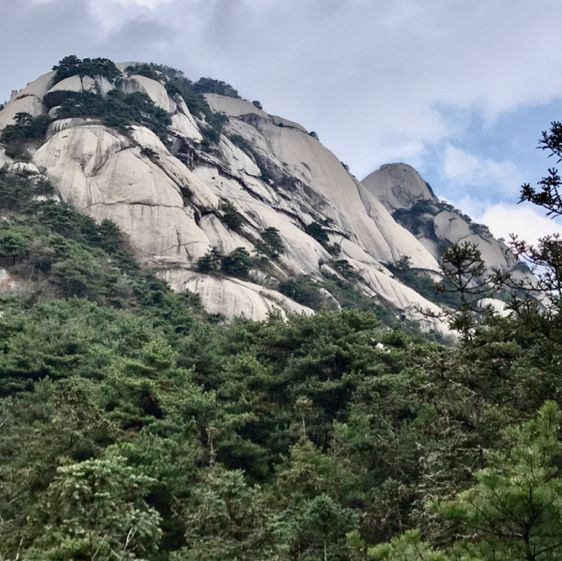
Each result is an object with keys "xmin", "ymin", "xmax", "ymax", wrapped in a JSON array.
[
  {"xmin": 3, "ymin": 0, "xmax": 562, "ymax": 182},
  {"xmin": 118, "ymin": 0, "xmax": 169, "ymax": 6},
  {"xmin": 453, "ymin": 197, "xmax": 562, "ymax": 246},
  {"xmin": 442, "ymin": 144, "xmax": 524, "ymax": 195},
  {"xmin": 479, "ymin": 204, "xmax": 562, "ymax": 246},
  {"xmin": 144, "ymin": 0, "xmax": 562, "ymax": 177},
  {"xmin": 366, "ymin": 141, "xmax": 429, "ymax": 173}
]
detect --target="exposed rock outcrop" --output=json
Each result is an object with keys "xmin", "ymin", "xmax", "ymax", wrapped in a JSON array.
[
  {"xmin": 0, "ymin": 71, "xmax": 53, "ymax": 130},
  {"xmin": 362, "ymin": 163, "xmax": 531, "ymax": 283},
  {"xmin": 362, "ymin": 163, "xmax": 435, "ymax": 214},
  {"xmin": 3, "ymin": 60, "xmax": 513, "ymax": 337}
]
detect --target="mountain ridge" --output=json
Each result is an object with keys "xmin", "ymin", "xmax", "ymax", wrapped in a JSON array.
[
  {"xmin": 362, "ymin": 163, "xmax": 532, "ymax": 287},
  {"xmin": 0, "ymin": 56, "xmax": 526, "ymax": 336}
]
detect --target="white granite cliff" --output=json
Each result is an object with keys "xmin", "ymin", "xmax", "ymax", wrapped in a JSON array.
[
  {"xmin": 362, "ymin": 163, "xmax": 532, "ymax": 285},
  {"xmin": 1, "ymin": 63, "xmax": 515, "ymax": 336}
]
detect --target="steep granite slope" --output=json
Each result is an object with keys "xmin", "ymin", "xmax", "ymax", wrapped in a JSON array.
[
  {"xmin": 362, "ymin": 163, "xmax": 531, "ymax": 283},
  {"xmin": 0, "ymin": 58, "xmax": 451, "ymax": 333}
]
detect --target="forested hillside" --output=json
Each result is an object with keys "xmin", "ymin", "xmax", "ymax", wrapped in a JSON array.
[
  {"xmin": 1, "ymin": 137, "xmax": 562, "ymax": 561},
  {"xmin": 0, "ymin": 52, "xmax": 561, "ymax": 560}
]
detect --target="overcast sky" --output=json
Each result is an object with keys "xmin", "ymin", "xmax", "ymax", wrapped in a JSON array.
[{"xmin": 2, "ymin": 0, "xmax": 562, "ymax": 243}]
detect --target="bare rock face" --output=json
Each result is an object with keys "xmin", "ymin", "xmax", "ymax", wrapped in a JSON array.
[
  {"xmin": 44, "ymin": 75, "xmax": 115, "ymax": 108},
  {"xmin": 34, "ymin": 123, "xmax": 212, "ymax": 269},
  {"xmin": 163, "ymin": 271, "xmax": 313, "ymax": 319},
  {"xmin": 362, "ymin": 163, "xmax": 435, "ymax": 214},
  {"xmin": 362, "ymin": 163, "xmax": 531, "ymax": 284},
  {"xmin": 0, "ymin": 71, "xmax": 53, "ymax": 130},
  {"xmin": 0, "ymin": 62, "xmax": 467, "ymax": 336}
]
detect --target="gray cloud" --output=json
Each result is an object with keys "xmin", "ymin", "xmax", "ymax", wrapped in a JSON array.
[
  {"xmin": 2, "ymin": 0, "xmax": 562, "ymax": 181},
  {"xmin": 0, "ymin": 0, "xmax": 93, "ymax": 96},
  {"xmin": 96, "ymin": 17, "xmax": 175, "ymax": 61}
]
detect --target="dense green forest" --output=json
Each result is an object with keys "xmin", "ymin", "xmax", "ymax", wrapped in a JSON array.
[{"xmin": 0, "ymin": 116, "xmax": 562, "ymax": 561}]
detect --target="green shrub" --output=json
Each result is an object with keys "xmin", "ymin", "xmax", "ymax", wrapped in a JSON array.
[
  {"xmin": 330, "ymin": 258, "xmax": 359, "ymax": 281},
  {"xmin": 1, "ymin": 111, "xmax": 50, "ymax": 159},
  {"xmin": 202, "ymin": 112, "xmax": 228, "ymax": 145},
  {"xmin": 320, "ymin": 274, "xmax": 396, "ymax": 324},
  {"xmin": 124, "ymin": 63, "xmax": 161, "ymax": 81},
  {"xmin": 387, "ymin": 256, "xmax": 461, "ymax": 308},
  {"xmin": 257, "ymin": 227, "xmax": 285, "ymax": 258},
  {"xmin": 31, "ymin": 199, "xmax": 100, "ymax": 243},
  {"xmin": 221, "ymin": 247, "xmax": 254, "ymax": 279},
  {"xmin": 31, "ymin": 201, "xmax": 137, "ymax": 271},
  {"xmin": 220, "ymin": 201, "xmax": 245, "ymax": 232},
  {"xmin": 145, "ymin": 66, "xmax": 230, "ymax": 144},
  {"xmin": 0, "ymin": 170, "xmax": 53, "ymax": 211},
  {"xmin": 3, "ymin": 142, "xmax": 28, "ymax": 161},
  {"xmin": 50, "ymin": 247, "xmax": 117, "ymax": 300},
  {"xmin": 164, "ymin": 75, "xmax": 210, "ymax": 119},
  {"xmin": 193, "ymin": 77, "xmax": 240, "ymax": 98},
  {"xmin": 0, "ymin": 113, "xmax": 50, "ymax": 151},
  {"xmin": 56, "ymin": 90, "xmax": 171, "ymax": 140},
  {"xmin": 52, "ymin": 55, "xmax": 120, "ymax": 84},
  {"xmin": 305, "ymin": 222, "xmax": 330, "ymax": 246},
  {"xmin": 197, "ymin": 246, "xmax": 254, "ymax": 279},
  {"xmin": 278, "ymin": 275, "xmax": 324, "ymax": 310},
  {"xmin": 0, "ymin": 226, "xmax": 30, "ymax": 264},
  {"xmin": 0, "ymin": 172, "xmax": 139, "ymax": 278},
  {"xmin": 197, "ymin": 248, "xmax": 223, "ymax": 273},
  {"xmin": 141, "ymin": 146, "xmax": 159, "ymax": 161},
  {"xmin": 228, "ymin": 134, "xmax": 252, "ymax": 152}
]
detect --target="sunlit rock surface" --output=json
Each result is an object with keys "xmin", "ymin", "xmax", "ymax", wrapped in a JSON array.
[
  {"xmin": 362, "ymin": 163, "xmax": 532, "ymax": 284},
  {"xmin": 1, "ymin": 63, "xmax": 523, "ymax": 336}
]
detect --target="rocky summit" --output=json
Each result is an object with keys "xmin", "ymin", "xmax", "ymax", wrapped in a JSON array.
[
  {"xmin": 362, "ymin": 163, "xmax": 533, "ymax": 285},
  {"xmin": 0, "ymin": 57, "xmax": 526, "ymax": 336}
]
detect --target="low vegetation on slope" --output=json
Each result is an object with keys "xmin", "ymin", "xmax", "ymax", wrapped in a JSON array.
[
  {"xmin": 0, "ymin": 56, "xmax": 235, "ymax": 161},
  {"xmin": 1, "ymin": 153, "xmax": 562, "ymax": 561},
  {"xmin": 1, "ymin": 54, "xmax": 562, "ymax": 559},
  {"xmin": 125, "ymin": 61, "xmax": 234, "ymax": 142},
  {"xmin": 0, "ymin": 56, "xmax": 469, "ymax": 323},
  {"xmin": 56, "ymin": 90, "xmax": 172, "ymax": 138},
  {"xmin": 52, "ymin": 55, "xmax": 121, "ymax": 83}
]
